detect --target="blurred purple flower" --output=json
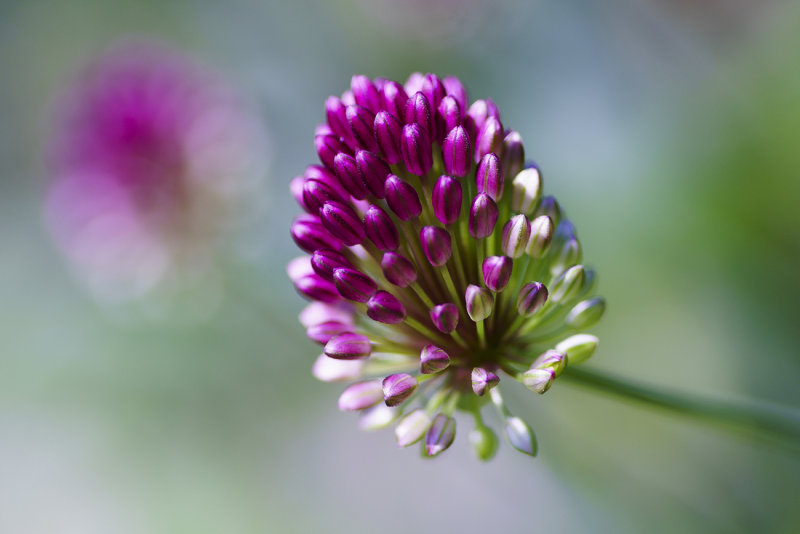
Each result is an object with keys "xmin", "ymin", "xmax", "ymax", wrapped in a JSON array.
[
  {"xmin": 46, "ymin": 40, "xmax": 261, "ymax": 301},
  {"xmin": 292, "ymin": 74, "xmax": 605, "ymax": 459}
]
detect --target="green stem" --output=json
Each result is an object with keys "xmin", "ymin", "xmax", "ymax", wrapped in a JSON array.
[{"xmin": 562, "ymin": 366, "xmax": 800, "ymax": 454}]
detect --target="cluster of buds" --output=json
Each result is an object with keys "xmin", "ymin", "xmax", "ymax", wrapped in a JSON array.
[{"xmin": 289, "ymin": 73, "xmax": 605, "ymax": 459}]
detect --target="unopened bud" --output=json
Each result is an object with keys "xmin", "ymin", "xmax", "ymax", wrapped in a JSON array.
[{"xmin": 555, "ymin": 334, "xmax": 598, "ymax": 365}]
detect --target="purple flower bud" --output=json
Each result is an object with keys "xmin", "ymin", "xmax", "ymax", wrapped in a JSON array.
[
  {"xmin": 338, "ymin": 380, "xmax": 383, "ymax": 411},
  {"xmin": 333, "ymin": 267, "xmax": 378, "ymax": 303},
  {"xmin": 298, "ymin": 301, "xmax": 354, "ymax": 328},
  {"xmin": 395, "ymin": 408, "xmax": 430, "ymax": 447},
  {"xmin": 522, "ymin": 368, "xmax": 556, "ymax": 394},
  {"xmin": 425, "ymin": 414, "xmax": 456, "ymax": 457},
  {"xmin": 432, "ymin": 175, "xmax": 462, "ymax": 225},
  {"xmin": 404, "ymin": 72, "xmax": 425, "ymax": 95},
  {"xmin": 334, "ymin": 153, "xmax": 368, "ymax": 200},
  {"xmin": 315, "ymin": 123, "xmax": 333, "ymax": 136},
  {"xmin": 367, "ymin": 290, "xmax": 406, "ymax": 324},
  {"xmin": 532, "ymin": 349, "xmax": 566, "ymax": 377},
  {"xmin": 346, "ymin": 104, "xmax": 379, "ymax": 153},
  {"xmin": 319, "ymin": 200, "xmax": 364, "ymax": 246},
  {"xmin": 420, "ymin": 225, "xmax": 452, "ymax": 267},
  {"xmin": 421, "ymin": 74, "xmax": 446, "ymax": 115},
  {"xmin": 351, "ymin": 75, "xmax": 381, "ymax": 114},
  {"xmin": 502, "ymin": 131, "xmax": 525, "ymax": 179},
  {"xmin": 364, "ymin": 204, "xmax": 399, "ymax": 251},
  {"xmin": 373, "ymin": 111, "xmax": 403, "ymax": 165},
  {"xmin": 442, "ymin": 76, "xmax": 468, "ymax": 114},
  {"xmin": 291, "ymin": 214, "xmax": 342, "ymax": 253},
  {"xmin": 295, "ymin": 274, "xmax": 340, "ymax": 303},
  {"xmin": 312, "ymin": 353, "xmax": 363, "ymax": 382},
  {"xmin": 340, "ymin": 89, "xmax": 354, "ymax": 106},
  {"xmin": 420, "ymin": 344, "xmax": 450, "ymax": 374},
  {"xmin": 311, "ymin": 248, "xmax": 351, "ymax": 281},
  {"xmin": 537, "ymin": 195, "xmax": 561, "ymax": 226},
  {"xmin": 290, "ymin": 176, "xmax": 309, "ymax": 211},
  {"xmin": 287, "ymin": 256, "xmax": 313, "ymax": 283},
  {"xmin": 382, "ymin": 373, "xmax": 418, "ymax": 407},
  {"xmin": 306, "ymin": 320, "xmax": 351, "ymax": 345},
  {"xmin": 429, "ymin": 303, "xmax": 459, "ymax": 333},
  {"xmin": 315, "ymin": 133, "xmax": 350, "ymax": 170},
  {"xmin": 384, "ymin": 174, "xmax": 422, "ymax": 221},
  {"xmin": 466, "ymin": 284, "xmax": 493, "ymax": 321},
  {"xmin": 356, "ymin": 150, "xmax": 390, "ymax": 198},
  {"xmin": 305, "ymin": 164, "xmax": 350, "ymax": 202},
  {"xmin": 442, "ymin": 126, "xmax": 471, "ymax": 177},
  {"xmin": 511, "ymin": 167, "xmax": 542, "ymax": 215},
  {"xmin": 469, "ymin": 193, "xmax": 499, "ymax": 239},
  {"xmin": 325, "ymin": 331, "xmax": 372, "ymax": 360},
  {"xmin": 325, "ymin": 96, "xmax": 355, "ymax": 146},
  {"xmin": 404, "ymin": 91, "xmax": 433, "ymax": 136},
  {"xmin": 471, "ymin": 367, "xmax": 499, "ymax": 396},
  {"xmin": 437, "ymin": 96, "xmax": 462, "ymax": 142},
  {"xmin": 502, "ymin": 214, "xmax": 531, "ymax": 258},
  {"xmin": 465, "ymin": 98, "xmax": 500, "ymax": 142},
  {"xmin": 302, "ymin": 178, "xmax": 347, "ymax": 213},
  {"xmin": 475, "ymin": 116, "xmax": 504, "ymax": 162},
  {"xmin": 482, "ymin": 255, "xmax": 513, "ymax": 292},
  {"xmin": 526, "ymin": 215, "xmax": 554, "ymax": 257},
  {"xmin": 505, "ymin": 416, "xmax": 537, "ymax": 456},
  {"xmin": 400, "ymin": 124, "xmax": 433, "ymax": 176},
  {"xmin": 381, "ymin": 251, "xmax": 417, "ymax": 287},
  {"xmin": 476, "ymin": 153, "xmax": 503, "ymax": 201},
  {"xmin": 358, "ymin": 403, "xmax": 400, "ymax": 431},
  {"xmin": 517, "ymin": 282, "xmax": 548, "ymax": 316},
  {"xmin": 381, "ymin": 80, "xmax": 408, "ymax": 120}
]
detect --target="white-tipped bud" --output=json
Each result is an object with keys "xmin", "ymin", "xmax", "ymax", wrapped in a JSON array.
[
  {"xmin": 526, "ymin": 215, "xmax": 554, "ymax": 258},
  {"xmin": 566, "ymin": 297, "xmax": 606, "ymax": 330},
  {"xmin": 358, "ymin": 403, "xmax": 400, "ymax": 431},
  {"xmin": 549, "ymin": 265, "xmax": 585, "ymax": 303},
  {"xmin": 521, "ymin": 368, "xmax": 556, "ymax": 394},
  {"xmin": 395, "ymin": 409, "xmax": 431, "ymax": 447},
  {"xmin": 556, "ymin": 334, "xmax": 599, "ymax": 365},
  {"xmin": 504, "ymin": 416, "xmax": 537, "ymax": 456},
  {"xmin": 510, "ymin": 167, "xmax": 542, "ymax": 215},
  {"xmin": 311, "ymin": 354, "xmax": 364, "ymax": 382}
]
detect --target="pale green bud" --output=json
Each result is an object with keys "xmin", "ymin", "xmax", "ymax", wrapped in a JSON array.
[
  {"xmin": 549, "ymin": 264, "xmax": 585, "ymax": 303},
  {"xmin": 566, "ymin": 297, "xmax": 606, "ymax": 330},
  {"xmin": 521, "ymin": 368, "xmax": 556, "ymax": 394},
  {"xmin": 556, "ymin": 333, "xmax": 599, "ymax": 365},
  {"xmin": 510, "ymin": 167, "xmax": 542, "ymax": 215},
  {"xmin": 469, "ymin": 424, "xmax": 499, "ymax": 461}
]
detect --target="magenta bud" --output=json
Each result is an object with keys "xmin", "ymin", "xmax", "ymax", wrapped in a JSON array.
[
  {"xmin": 325, "ymin": 331, "xmax": 372, "ymax": 360},
  {"xmin": 306, "ymin": 320, "xmax": 351, "ymax": 345},
  {"xmin": 333, "ymin": 267, "xmax": 378, "ymax": 303},
  {"xmin": 287, "ymin": 256, "xmax": 313, "ymax": 283},
  {"xmin": 420, "ymin": 344, "xmax": 450, "ymax": 374},
  {"xmin": 351, "ymin": 75, "xmax": 381, "ymax": 114},
  {"xmin": 517, "ymin": 282, "xmax": 548, "ymax": 316},
  {"xmin": 311, "ymin": 248, "xmax": 351, "ymax": 281},
  {"xmin": 294, "ymin": 274, "xmax": 340, "ymax": 303},
  {"xmin": 420, "ymin": 226, "xmax": 452, "ymax": 267},
  {"xmin": 469, "ymin": 193, "xmax": 499, "ymax": 239},
  {"xmin": 471, "ymin": 367, "xmax": 500, "ymax": 396},
  {"xmin": 356, "ymin": 150, "xmax": 390, "ymax": 198},
  {"xmin": 290, "ymin": 176, "xmax": 309, "ymax": 211},
  {"xmin": 373, "ymin": 111, "xmax": 403, "ymax": 165},
  {"xmin": 382, "ymin": 373, "xmax": 418, "ymax": 407},
  {"xmin": 422, "ymin": 74, "xmax": 446, "ymax": 115},
  {"xmin": 364, "ymin": 204, "xmax": 399, "ymax": 251},
  {"xmin": 302, "ymin": 178, "xmax": 347, "ymax": 213},
  {"xmin": 291, "ymin": 214, "xmax": 342, "ymax": 253},
  {"xmin": 464, "ymin": 98, "xmax": 500, "ymax": 142},
  {"xmin": 338, "ymin": 380, "xmax": 383, "ymax": 411},
  {"xmin": 482, "ymin": 255, "xmax": 513, "ymax": 292},
  {"xmin": 503, "ymin": 131, "xmax": 525, "ymax": 179},
  {"xmin": 400, "ymin": 124, "xmax": 433, "ymax": 176},
  {"xmin": 442, "ymin": 126, "xmax": 471, "ymax": 177},
  {"xmin": 315, "ymin": 133, "xmax": 350, "ymax": 170},
  {"xmin": 367, "ymin": 290, "xmax": 406, "ymax": 324},
  {"xmin": 437, "ymin": 96, "xmax": 462, "ymax": 142},
  {"xmin": 432, "ymin": 175, "xmax": 462, "ymax": 225},
  {"xmin": 346, "ymin": 104, "xmax": 379, "ymax": 153},
  {"xmin": 466, "ymin": 284, "xmax": 493, "ymax": 321},
  {"xmin": 429, "ymin": 303, "xmax": 459, "ymax": 333},
  {"xmin": 305, "ymin": 164, "xmax": 350, "ymax": 202},
  {"xmin": 404, "ymin": 91, "xmax": 433, "ymax": 137},
  {"xmin": 314, "ymin": 123, "xmax": 333, "ymax": 136},
  {"xmin": 475, "ymin": 116, "xmax": 504, "ymax": 162},
  {"xmin": 340, "ymin": 89, "xmax": 355, "ymax": 106},
  {"xmin": 319, "ymin": 200, "xmax": 364, "ymax": 246},
  {"xmin": 476, "ymin": 153, "xmax": 503, "ymax": 201},
  {"xmin": 443, "ymin": 76, "xmax": 468, "ymax": 115},
  {"xmin": 501, "ymin": 214, "xmax": 531, "ymax": 258},
  {"xmin": 424, "ymin": 414, "xmax": 456, "ymax": 457},
  {"xmin": 299, "ymin": 301, "xmax": 355, "ymax": 328},
  {"xmin": 325, "ymin": 96, "xmax": 355, "ymax": 146},
  {"xmin": 381, "ymin": 251, "xmax": 418, "ymax": 287},
  {"xmin": 334, "ymin": 153, "xmax": 368, "ymax": 200},
  {"xmin": 385, "ymin": 174, "xmax": 422, "ymax": 221},
  {"xmin": 404, "ymin": 72, "xmax": 425, "ymax": 95},
  {"xmin": 381, "ymin": 80, "xmax": 408, "ymax": 120}
]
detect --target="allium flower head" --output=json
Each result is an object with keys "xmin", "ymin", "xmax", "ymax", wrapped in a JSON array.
[
  {"xmin": 291, "ymin": 73, "xmax": 605, "ymax": 459},
  {"xmin": 46, "ymin": 40, "xmax": 260, "ymax": 301}
]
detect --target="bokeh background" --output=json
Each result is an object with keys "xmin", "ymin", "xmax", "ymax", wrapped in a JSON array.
[{"xmin": 2, "ymin": 0, "xmax": 800, "ymax": 532}]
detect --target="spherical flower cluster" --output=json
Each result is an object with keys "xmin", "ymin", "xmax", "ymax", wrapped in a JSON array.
[
  {"xmin": 46, "ymin": 40, "xmax": 260, "ymax": 301},
  {"xmin": 289, "ymin": 73, "xmax": 605, "ymax": 459}
]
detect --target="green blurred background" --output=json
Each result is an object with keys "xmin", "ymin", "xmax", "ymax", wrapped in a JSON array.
[{"xmin": 2, "ymin": 0, "xmax": 799, "ymax": 532}]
